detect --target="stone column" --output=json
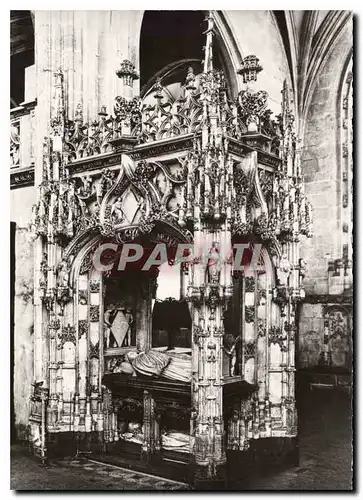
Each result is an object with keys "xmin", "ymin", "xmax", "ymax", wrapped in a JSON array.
[
  {"xmin": 33, "ymin": 11, "xmax": 53, "ymax": 385},
  {"xmin": 136, "ymin": 274, "xmax": 152, "ymax": 352},
  {"xmin": 193, "ymin": 299, "xmax": 226, "ymax": 489},
  {"xmin": 142, "ymin": 390, "xmax": 156, "ymax": 459},
  {"xmin": 190, "ymin": 228, "xmax": 232, "ymax": 489}
]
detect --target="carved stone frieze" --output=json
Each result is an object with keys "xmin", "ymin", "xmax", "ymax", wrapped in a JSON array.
[
  {"xmin": 10, "ymin": 168, "xmax": 35, "ymax": 189},
  {"xmin": 79, "ymin": 252, "xmax": 94, "ymax": 275},
  {"xmin": 66, "ymin": 153, "xmax": 122, "ymax": 175}
]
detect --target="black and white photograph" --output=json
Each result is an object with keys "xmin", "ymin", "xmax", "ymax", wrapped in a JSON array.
[{"xmin": 9, "ymin": 9, "xmax": 353, "ymax": 491}]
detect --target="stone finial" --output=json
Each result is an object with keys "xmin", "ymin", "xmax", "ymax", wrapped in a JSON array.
[
  {"xmin": 238, "ymin": 55, "xmax": 263, "ymax": 84},
  {"xmin": 99, "ymin": 105, "xmax": 108, "ymax": 117},
  {"xmin": 116, "ymin": 59, "xmax": 139, "ymax": 87},
  {"xmin": 75, "ymin": 103, "xmax": 83, "ymax": 122},
  {"xmin": 185, "ymin": 67, "xmax": 197, "ymax": 90},
  {"xmin": 153, "ymin": 77, "xmax": 164, "ymax": 99}
]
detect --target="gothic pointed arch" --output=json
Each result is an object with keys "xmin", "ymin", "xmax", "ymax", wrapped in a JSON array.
[{"xmin": 138, "ymin": 10, "xmax": 240, "ymax": 98}]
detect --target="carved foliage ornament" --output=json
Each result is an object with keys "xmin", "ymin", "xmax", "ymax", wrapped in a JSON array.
[
  {"xmin": 57, "ymin": 325, "xmax": 76, "ymax": 349},
  {"xmin": 78, "ymin": 320, "xmax": 87, "ymax": 339},
  {"xmin": 245, "ymin": 277, "xmax": 255, "ymax": 293},
  {"xmin": 90, "ymin": 305, "xmax": 100, "ymax": 322},
  {"xmin": 269, "ymin": 326, "xmax": 287, "ymax": 349},
  {"xmin": 238, "ymin": 90, "xmax": 268, "ymax": 122},
  {"xmin": 245, "ymin": 306, "xmax": 255, "ymax": 324}
]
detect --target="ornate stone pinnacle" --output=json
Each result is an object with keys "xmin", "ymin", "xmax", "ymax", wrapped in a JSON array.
[
  {"xmin": 238, "ymin": 55, "xmax": 263, "ymax": 84},
  {"xmin": 98, "ymin": 105, "xmax": 107, "ymax": 117},
  {"xmin": 75, "ymin": 103, "xmax": 83, "ymax": 122},
  {"xmin": 116, "ymin": 59, "xmax": 139, "ymax": 87},
  {"xmin": 153, "ymin": 77, "xmax": 164, "ymax": 99},
  {"xmin": 185, "ymin": 67, "xmax": 197, "ymax": 90}
]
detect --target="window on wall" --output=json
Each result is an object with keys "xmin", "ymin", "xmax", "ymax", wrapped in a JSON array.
[
  {"xmin": 139, "ymin": 10, "xmax": 225, "ymax": 97},
  {"xmin": 10, "ymin": 10, "xmax": 34, "ymax": 108}
]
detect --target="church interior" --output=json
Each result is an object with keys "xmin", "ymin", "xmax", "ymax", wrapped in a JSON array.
[{"xmin": 10, "ymin": 10, "xmax": 353, "ymax": 489}]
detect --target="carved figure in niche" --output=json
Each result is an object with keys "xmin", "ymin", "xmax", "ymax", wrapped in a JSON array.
[
  {"xmin": 10, "ymin": 123, "xmax": 20, "ymax": 165},
  {"xmin": 111, "ymin": 197, "xmax": 125, "ymax": 223},
  {"xmin": 10, "ymin": 147, "xmax": 20, "ymax": 168},
  {"xmin": 78, "ymin": 175, "xmax": 93, "ymax": 198},
  {"xmin": 260, "ymin": 109, "xmax": 275, "ymax": 136},
  {"xmin": 88, "ymin": 201, "xmax": 100, "ymax": 226},
  {"xmin": 155, "ymin": 172, "xmax": 168, "ymax": 198},
  {"xmin": 93, "ymin": 201, "xmax": 100, "ymax": 217},
  {"xmin": 223, "ymin": 334, "xmax": 241, "ymax": 376},
  {"xmin": 299, "ymin": 258, "xmax": 307, "ymax": 287},
  {"xmin": 206, "ymin": 241, "xmax": 222, "ymax": 285},
  {"xmin": 123, "ymin": 308, "xmax": 133, "ymax": 346},
  {"xmin": 276, "ymin": 253, "xmax": 291, "ymax": 286},
  {"xmin": 40, "ymin": 252, "xmax": 48, "ymax": 274},
  {"xmin": 104, "ymin": 305, "xmax": 116, "ymax": 348},
  {"xmin": 95, "ymin": 169, "xmax": 115, "ymax": 205},
  {"xmin": 57, "ymin": 259, "xmax": 69, "ymax": 287},
  {"xmin": 95, "ymin": 178, "xmax": 105, "ymax": 205}
]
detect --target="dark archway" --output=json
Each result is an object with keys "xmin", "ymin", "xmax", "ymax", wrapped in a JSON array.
[
  {"xmin": 140, "ymin": 10, "xmax": 205, "ymax": 90},
  {"xmin": 10, "ymin": 10, "xmax": 34, "ymax": 107},
  {"xmin": 139, "ymin": 10, "xmax": 227, "ymax": 95}
]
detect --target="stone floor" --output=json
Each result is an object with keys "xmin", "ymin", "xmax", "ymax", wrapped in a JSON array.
[
  {"xmin": 236, "ymin": 388, "xmax": 353, "ymax": 490},
  {"xmin": 10, "ymin": 388, "xmax": 353, "ymax": 491},
  {"xmin": 10, "ymin": 450, "xmax": 190, "ymax": 491}
]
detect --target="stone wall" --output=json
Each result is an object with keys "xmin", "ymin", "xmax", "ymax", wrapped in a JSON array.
[
  {"xmin": 226, "ymin": 10, "xmax": 291, "ymax": 115},
  {"xmin": 298, "ymin": 19, "xmax": 353, "ymax": 368},
  {"xmin": 298, "ymin": 303, "xmax": 325, "ymax": 368},
  {"xmin": 11, "ymin": 186, "xmax": 36, "ymax": 440}
]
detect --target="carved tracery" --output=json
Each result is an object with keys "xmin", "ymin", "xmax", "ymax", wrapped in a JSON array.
[{"xmin": 29, "ymin": 10, "xmax": 312, "ymax": 484}]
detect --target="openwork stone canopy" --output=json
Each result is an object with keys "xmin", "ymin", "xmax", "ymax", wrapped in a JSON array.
[
  {"xmin": 32, "ymin": 61, "xmax": 312, "ymax": 250},
  {"xmin": 54, "ymin": 64, "xmax": 281, "ymax": 159},
  {"xmin": 29, "ymin": 11, "xmax": 313, "ymax": 485}
]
